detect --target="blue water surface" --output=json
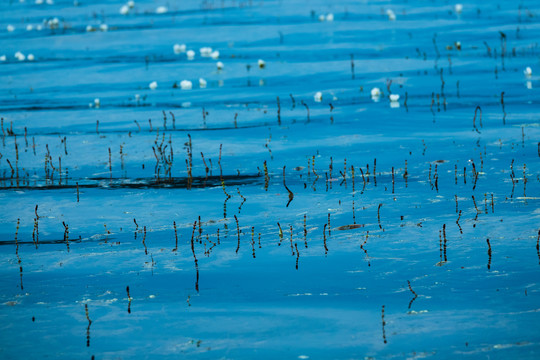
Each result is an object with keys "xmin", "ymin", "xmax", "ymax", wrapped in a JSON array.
[{"xmin": 0, "ymin": 0, "xmax": 539, "ymax": 359}]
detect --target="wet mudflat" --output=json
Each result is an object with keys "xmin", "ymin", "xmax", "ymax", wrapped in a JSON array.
[{"xmin": 0, "ymin": 0, "xmax": 540, "ymax": 359}]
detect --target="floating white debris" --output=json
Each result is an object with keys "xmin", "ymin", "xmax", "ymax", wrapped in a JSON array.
[
  {"xmin": 14, "ymin": 51, "xmax": 25, "ymax": 61},
  {"xmin": 7, "ymin": 25, "xmax": 15, "ymax": 32},
  {"xmin": 455, "ymin": 4, "xmax": 463, "ymax": 14},
  {"xmin": 127, "ymin": 0, "xmax": 134, "ymax": 8},
  {"xmin": 314, "ymin": 91, "xmax": 322, "ymax": 102},
  {"xmin": 389, "ymin": 94, "xmax": 400, "ymax": 102},
  {"xmin": 99, "ymin": 24, "xmax": 108, "ymax": 32},
  {"xmin": 288, "ymin": 292, "xmax": 312, "ymax": 296},
  {"xmin": 318, "ymin": 14, "xmax": 325, "ymax": 22},
  {"xmin": 86, "ymin": 25, "xmax": 94, "ymax": 32},
  {"xmin": 386, "ymin": 9, "xmax": 396, "ymax": 21},
  {"xmin": 94, "ymin": 98, "xmax": 100, "ymax": 108},
  {"xmin": 0, "ymin": 55, "xmax": 6, "ymax": 62},
  {"xmin": 408, "ymin": 310, "xmax": 428, "ymax": 315},
  {"xmin": 216, "ymin": 61, "xmax": 224, "ymax": 70},
  {"xmin": 35, "ymin": 0, "xmax": 43, "ymax": 4},
  {"xmin": 36, "ymin": 25, "xmax": 43, "ymax": 31},
  {"xmin": 120, "ymin": 5, "xmax": 129, "ymax": 15},
  {"xmin": 26, "ymin": 25, "xmax": 33, "ymax": 31},
  {"xmin": 210, "ymin": 50, "xmax": 220, "ymax": 60},
  {"xmin": 27, "ymin": 54, "xmax": 35, "ymax": 61},
  {"xmin": 524, "ymin": 66, "xmax": 532, "ymax": 77},
  {"xmin": 46, "ymin": 0, "xmax": 53, "ymax": 4},
  {"xmin": 48, "ymin": 18, "xmax": 60, "ymax": 29},
  {"xmin": 258, "ymin": 59, "xmax": 266, "ymax": 69},
  {"xmin": 371, "ymin": 87, "xmax": 381, "ymax": 97},
  {"xmin": 149, "ymin": 81, "xmax": 158, "ymax": 90},
  {"xmin": 298, "ymin": 356, "xmax": 310, "ymax": 360},
  {"xmin": 156, "ymin": 6, "xmax": 168, "ymax": 14},
  {"xmin": 134, "ymin": 94, "xmax": 140, "ymax": 101},
  {"xmin": 186, "ymin": 49, "xmax": 195, "ymax": 60},
  {"xmin": 526, "ymin": 81, "xmax": 532, "ymax": 90},
  {"xmin": 180, "ymin": 80, "xmax": 192, "ymax": 90},
  {"xmin": 326, "ymin": 13, "xmax": 334, "ymax": 22},
  {"xmin": 199, "ymin": 78, "xmax": 207, "ymax": 88},
  {"xmin": 173, "ymin": 43, "xmax": 186, "ymax": 54},
  {"xmin": 200, "ymin": 47, "xmax": 212, "ymax": 57}
]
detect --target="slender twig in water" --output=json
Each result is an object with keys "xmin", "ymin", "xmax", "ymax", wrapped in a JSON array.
[
  {"xmin": 289, "ymin": 94, "xmax": 296, "ymax": 109},
  {"xmin": 283, "ymin": 166, "xmax": 294, "ymax": 207},
  {"xmin": 263, "ymin": 160, "xmax": 269, "ymax": 191},
  {"xmin": 276, "ymin": 96, "xmax": 281, "ymax": 125},
  {"xmin": 126, "ymin": 286, "xmax": 132, "ymax": 314},
  {"xmin": 472, "ymin": 195, "xmax": 480, "ymax": 221},
  {"xmin": 359, "ymin": 167, "xmax": 366, "ymax": 193},
  {"xmin": 295, "ymin": 243, "xmax": 300, "ymax": 269},
  {"xmin": 142, "ymin": 226, "xmax": 147, "ymax": 255},
  {"xmin": 169, "ymin": 111, "xmax": 176, "ymax": 129},
  {"xmin": 328, "ymin": 213, "xmax": 331, "ymax": 236},
  {"xmin": 536, "ymin": 230, "xmax": 540, "ymax": 265},
  {"xmin": 360, "ymin": 231, "xmax": 370, "ymax": 267},
  {"xmin": 377, "ymin": 203, "xmax": 384, "ymax": 231},
  {"xmin": 303, "ymin": 214, "xmax": 308, "ymax": 248},
  {"xmin": 251, "ymin": 227, "xmax": 256, "ymax": 258},
  {"xmin": 381, "ymin": 305, "xmax": 387, "ymax": 344},
  {"xmin": 407, "ymin": 280, "xmax": 418, "ymax": 309},
  {"xmin": 323, "ymin": 224, "xmax": 328, "ymax": 255},
  {"xmin": 289, "ymin": 225, "xmax": 294, "ymax": 256},
  {"xmin": 277, "ymin": 222, "xmax": 284, "ymax": 246},
  {"xmin": 473, "ymin": 105, "xmax": 482, "ymax": 133},
  {"xmin": 235, "ymin": 215, "xmax": 241, "ymax": 253},
  {"xmin": 301, "ymin": 101, "xmax": 310, "ymax": 123},
  {"xmin": 456, "ymin": 210, "xmax": 463, "ymax": 234},
  {"xmin": 62, "ymin": 221, "xmax": 69, "ymax": 252},
  {"xmin": 483, "ymin": 41, "xmax": 492, "ymax": 57},
  {"xmin": 85, "ymin": 304, "xmax": 92, "ymax": 347},
  {"xmin": 15, "ymin": 219, "xmax": 23, "ymax": 289},
  {"xmin": 173, "ymin": 221, "xmax": 178, "ymax": 252},
  {"xmin": 486, "ymin": 238, "xmax": 492, "ymax": 270},
  {"xmin": 190, "ymin": 221, "xmax": 199, "ymax": 292}
]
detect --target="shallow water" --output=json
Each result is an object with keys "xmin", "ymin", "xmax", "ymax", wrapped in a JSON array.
[{"xmin": 1, "ymin": 0, "xmax": 540, "ymax": 359}]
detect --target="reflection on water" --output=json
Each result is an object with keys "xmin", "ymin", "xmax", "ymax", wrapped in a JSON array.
[{"xmin": 0, "ymin": 0, "xmax": 540, "ymax": 359}]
